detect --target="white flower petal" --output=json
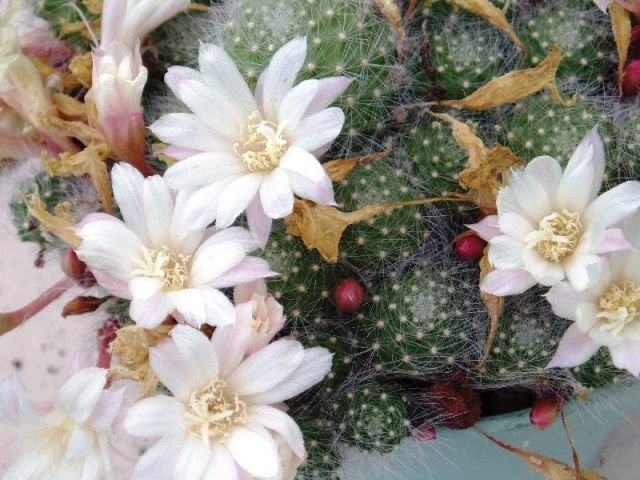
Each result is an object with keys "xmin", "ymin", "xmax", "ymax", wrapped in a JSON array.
[
  {"xmin": 595, "ymin": 228, "xmax": 632, "ymax": 254},
  {"xmin": 609, "ymin": 340, "xmax": 640, "ymax": 377},
  {"xmin": 547, "ymin": 324, "xmax": 600, "ymax": 369},
  {"xmin": 261, "ymin": 37, "xmax": 307, "ymax": 121},
  {"xmin": 285, "ymin": 168, "xmax": 336, "ymax": 206},
  {"xmin": 190, "ymin": 237, "xmax": 255, "ymax": 286},
  {"xmin": 583, "ymin": 180, "xmax": 640, "ymax": 228},
  {"xmin": 575, "ymin": 301, "xmax": 600, "ymax": 333},
  {"xmin": 480, "ymin": 268, "xmax": 537, "ymax": 296},
  {"xmin": 150, "ymin": 113, "xmax": 232, "ymax": 153},
  {"xmin": 88, "ymin": 386, "xmax": 126, "ymax": 431},
  {"xmin": 64, "ymin": 426, "xmax": 92, "ymax": 462},
  {"xmin": 133, "ymin": 436, "xmax": 182, "ymax": 480},
  {"xmin": 174, "ymin": 435, "xmax": 211, "ymax": 480},
  {"xmin": 303, "ymin": 76, "xmax": 352, "ymax": 116},
  {"xmin": 111, "ymin": 163, "xmax": 148, "ymax": 243},
  {"xmin": 279, "ymin": 79, "xmax": 319, "ymax": 133},
  {"xmin": 292, "ymin": 107, "xmax": 345, "ymax": 152},
  {"xmin": 198, "ymin": 43, "xmax": 257, "ymax": 117},
  {"xmin": 129, "ymin": 292, "xmax": 175, "ymax": 329},
  {"xmin": 508, "ymin": 168, "xmax": 553, "ymax": 222},
  {"xmin": 226, "ymin": 426, "xmax": 279, "ymax": 478},
  {"xmin": 496, "ymin": 186, "xmax": 534, "ymax": 223},
  {"xmin": 215, "ymin": 173, "xmax": 265, "ymax": 229},
  {"xmin": 0, "ymin": 374, "xmax": 35, "ymax": 424},
  {"xmin": 243, "ymin": 347, "xmax": 332, "ymax": 405},
  {"xmin": 498, "ymin": 213, "xmax": 535, "ymax": 241},
  {"xmin": 467, "ymin": 214, "xmax": 501, "ymax": 241},
  {"xmin": 488, "ymin": 235, "xmax": 524, "ymax": 270},
  {"xmin": 545, "ymin": 282, "xmax": 592, "ymax": 322},
  {"xmin": 169, "ymin": 188, "xmax": 222, "ymax": 254},
  {"xmin": 522, "ymin": 248, "xmax": 564, "ymax": 286},
  {"xmin": 247, "ymin": 405, "xmax": 305, "ymax": 458},
  {"xmin": 163, "ymin": 152, "xmax": 244, "ymax": 190},
  {"xmin": 523, "ymin": 155, "xmax": 563, "ymax": 200},
  {"xmin": 125, "ymin": 395, "xmax": 186, "ymax": 437},
  {"xmin": 143, "ymin": 174, "xmax": 175, "ymax": 249},
  {"xmin": 260, "ymin": 169, "xmax": 294, "ymax": 219},
  {"xmin": 279, "ymin": 146, "xmax": 328, "ymax": 183},
  {"xmin": 556, "ymin": 149, "xmax": 597, "ymax": 213},
  {"xmin": 207, "ymin": 256, "xmax": 276, "ymax": 289},
  {"xmin": 564, "ymin": 253, "xmax": 603, "ymax": 292},
  {"xmin": 170, "ymin": 324, "xmax": 219, "ymax": 380},
  {"xmin": 56, "ymin": 368, "xmax": 107, "ymax": 423},
  {"xmin": 171, "ymin": 287, "xmax": 236, "ymax": 328},
  {"xmin": 566, "ymin": 127, "xmax": 605, "ymax": 202},
  {"xmin": 225, "ymin": 339, "xmax": 305, "ymax": 396},
  {"xmin": 204, "ymin": 444, "xmax": 238, "ymax": 480},
  {"xmin": 129, "ymin": 276, "xmax": 163, "ymax": 300}
]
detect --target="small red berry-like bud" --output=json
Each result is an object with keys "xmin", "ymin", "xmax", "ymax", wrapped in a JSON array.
[
  {"xmin": 334, "ymin": 278, "xmax": 365, "ymax": 313},
  {"xmin": 455, "ymin": 233, "xmax": 486, "ymax": 261},
  {"xmin": 417, "ymin": 382, "xmax": 482, "ymax": 430},
  {"xmin": 414, "ymin": 422, "xmax": 437, "ymax": 441},
  {"xmin": 622, "ymin": 59, "xmax": 640, "ymax": 97},
  {"xmin": 60, "ymin": 249, "xmax": 87, "ymax": 280},
  {"xmin": 96, "ymin": 317, "xmax": 120, "ymax": 369},
  {"xmin": 530, "ymin": 394, "xmax": 564, "ymax": 430}
]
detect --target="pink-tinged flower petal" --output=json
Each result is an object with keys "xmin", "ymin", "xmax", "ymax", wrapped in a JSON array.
[
  {"xmin": 143, "ymin": 174, "xmax": 174, "ymax": 249},
  {"xmin": 545, "ymin": 282, "xmax": 591, "ymax": 322},
  {"xmin": 575, "ymin": 301, "xmax": 600, "ymax": 333},
  {"xmin": 496, "ymin": 186, "xmax": 533, "ymax": 223},
  {"xmin": 56, "ymin": 368, "xmax": 107, "ymax": 423},
  {"xmin": 174, "ymin": 435, "xmax": 211, "ymax": 479},
  {"xmin": 467, "ymin": 215, "xmax": 501, "ymax": 241},
  {"xmin": 292, "ymin": 107, "xmax": 345, "ymax": 152},
  {"xmin": 498, "ymin": 212, "xmax": 535, "ymax": 241},
  {"xmin": 190, "ymin": 238, "xmax": 254, "ymax": 286},
  {"xmin": 260, "ymin": 37, "xmax": 307, "ymax": 121},
  {"xmin": 198, "ymin": 43, "xmax": 257, "ymax": 117},
  {"xmin": 76, "ymin": 217, "xmax": 144, "ymax": 281},
  {"xmin": 0, "ymin": 374, "xmax": 36, "ymax": 424},
  {"xmin": 596, "ymin": 228, "xmax": 633, "ymax": 254},
  {"xmin": 92, "ymin": 270, "xmax": 132, "ymax": 299},
  {"xmin": 595, "ymin": 0, "xmax": 613, "ymax": 12},
  {"xmin": 247, "ymin": 405, "xmax": 306, "ymax": 458},
  {"xmin": 88, "ymin": 386, "xmax": 126, "ymax": 431},
  {"xmin": 215, "ymin": 173, "xmax": 265, "ymax": 229},
  {"xmin": 150, "ymin": 113, "xmax": 232, "ymax": 153},
  {"xmin": 279, "ymin": 79, "xmax": 320, "ymax": 134},
  {"xmin": 129, "ymin": 292, "xmax": 175, "ymax": 329},
  {"xmin": 132, "ymin": 436, "xmax": 181, "ymax": 480},
  {"xmin": 208, "ymin": 257, "xmax": 277, "ymax": 289},
  {"xmin": 246, "ymin": 195, "xmax": 273, "ymax": 249},
  {"xmin": 260, "ymin": 169, "xmax": 294, "ymax": 219},
  {"xmin": 226, "ymin": 339, "xmax": 305, "ymax": 396},
  {"xmin": 480, "ymin": 268, "xmax": 537, "ymax": 296},
  {"xmin": 285, "ymin": 169, "xmax": 336, "ymax": 206},
  {"xmin": 171, "ymin": 324, "xmax": 219, "ymax": 378},
  {"xmin": 234, "ymin": 279, "xmax": 268, "ymax": 304},
  {"xmin": 170, "ymin": 287, "xmax": 236, "ymax": 328},
  {"xmin": 488, "ymin": 235, "xmax": 524, "ymax": 270},
  {"xmin": 170, "ymin": 188, "xmax": 223, "ymax": 254},
  {"xmin": 557, "ymin": 128, "xmax": 603, "ymax": 212},
  {"xmin": 609, "ymin": 340, "xmax": 640, "ymax": 377},
  {"xmin": 111, "ymin": 163, "xmax": 148, "ymax": 244},
  {"xmin": 205, "ymin": 444, "xmax": 238, "ymax": 480},
  {"xmin": 130, "ymin": 0, "xmax": 190, "ymax": 44},
  {"xmin": 64, "ymin": 426, "xmax": 92, "ymax": 462},
  {"xmin": 522, "ymin": 248, "xmax": 564, "ymax": 286},
  {"xmin": 583, "ymin": 180, "xmax": 640, "ymax": 228},
  {"xmin": 522, "ymin": 155, "xmax": 563, "ymax": 201},
  {"xmin": 243, "ymin": 347, "xmax": 332, "ymax": 405},
  {"xmin": 303, "ymin": 76, "xmax": 353, "ymax": 116},
  {"xmin": 165, "ymin": 65, "xmax": 204, "ymax": 91},
  {"xmin": 161, "ymin": 145, "xmax": 200, "ymax": 160},
  {"xmin": 564, "ymin": 253, "xmax": 603, "ymax": 292},
  {"xmin": 279, "ymin": 146, "xmax": 328, "ymax": 183},
  {"xmin": 149, "ymin": 336, "xmax": 212, "ymax": 402},
  {"xmin": 97, "ymin": 0, "xmax": 127, "ymax": 48},
  {"xmin": 226, "ymin": 426, "xmax": 279, "ymax": 478},
  {"xmin": 212, "ymin": 303, "xmax": 254, "ymax": 377},
  {"xmin": 547, "ymin": 324, "xmax": 600, "ymax": 369}
]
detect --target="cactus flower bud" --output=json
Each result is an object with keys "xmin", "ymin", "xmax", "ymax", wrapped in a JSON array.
[{"xmin": 530, "ymin": 394, "xmax": 564, "ymax": 430}]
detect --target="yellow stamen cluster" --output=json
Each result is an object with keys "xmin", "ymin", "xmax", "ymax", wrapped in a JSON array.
[
  {"xmin": 524, "ymin": 210, "xmax": 582, "ymax": 262},
  {"xmin": 132, "ymin": 246, "xmax": 191, "ymax": 291},
  {"xmin": 235, "ymin": 110, "xmax": 288, "ymax": 172},
  {"xmin": 597, "ymin": 280, "xmax": 640, "ymax": 336},
  {"xmin": 184, "ymin": 379, "xmax": 247, "ymax": 447}
]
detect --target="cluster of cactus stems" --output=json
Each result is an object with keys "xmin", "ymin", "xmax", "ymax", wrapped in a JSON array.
[{"xmin": 7, "ymin": 0, "xmax": 640, "ymax": 477}]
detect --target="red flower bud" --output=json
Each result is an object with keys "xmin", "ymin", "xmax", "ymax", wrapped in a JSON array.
[
  {"xmin": 60, "ymin": 249, "xmax": 87, "ymax": 280},
  {"xmin": 622, "ymin": 59, "xmax": 640, "ymax": 97},
  {"xmin": 334, "ymin": 278, "xmax": 365, "ymax": 313},
  {"xmin": 530, "ymin": 394, "xmax": 564, "ymax": 430},
  {"xmin": 418, "ymin": 382, "xmax": 482, "ymax": 430},
  {"xmin": 455, "ymin": 233, "xmax": 486, "ymax": 261}
]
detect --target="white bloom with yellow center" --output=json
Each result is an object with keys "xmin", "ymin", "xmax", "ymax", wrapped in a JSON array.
[
  {"xmin": 151, "ymin": 37, "xmax": 350, "ymax": 247},
  {"xmin": 546, "ymin": 218, "xmax": 640, "ymax": 377},
  {"xmin": 125, "ymin": 324, "xmax": 332, "ymax": 479},
  {"xmin": 75, "ymin": 163, "xmax": 275, "ymax": 329},
  {"xmin": 470, "ymin": 128, "xmax": 640, "ymax": 296},
  {"xmin": 0, "ymin": 368, "xmax": 130, "ymax": 480}
]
